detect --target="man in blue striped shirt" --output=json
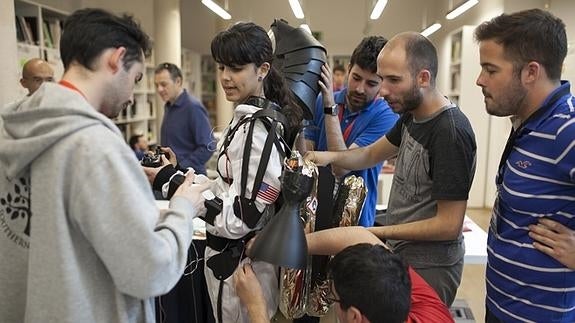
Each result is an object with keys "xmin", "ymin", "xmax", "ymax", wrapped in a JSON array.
[{"xmin": 476, "ymin": 9, "xmax": 575, "ymax": 323}]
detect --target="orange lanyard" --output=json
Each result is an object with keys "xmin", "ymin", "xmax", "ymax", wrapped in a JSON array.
[
  {"xmin": 337, "ymin": 103, "xmax": 356, "ymax": 142},
  {"xmin": 59, "ymin": 80, "xmax": 87, "ymax": 99}
]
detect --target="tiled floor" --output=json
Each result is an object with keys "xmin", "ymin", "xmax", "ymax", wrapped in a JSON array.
[{"xmin": 273, "ymin": 207, "xmax": 493, "ymax": 323}]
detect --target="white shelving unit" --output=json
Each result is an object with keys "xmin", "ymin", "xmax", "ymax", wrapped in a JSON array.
[
  {"xmin": 114, "ymin": 52, "xmax": 159, "ymax": 145},
  {"xmin": 200, "ymin": 55, "xmax": 217, "ymax": 127},
  {"xmin": 13, "ymin": 0, "xmax": 160, "ymax": 146},
  {"xmin": 448, "ymin": 26, "xmax": 490, "ymax": 208},
  {"xmin": 14, "ymin": 0, "xmax": 66, "ymax": 97},
  {"xmin": 181, "ymin": 48, "xmax": 202, "ymax": 100}
]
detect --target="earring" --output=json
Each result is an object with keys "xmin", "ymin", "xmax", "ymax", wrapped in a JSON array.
[{"xmin": 258, "ymin": 76, "xmax": 263, "ymax": 82}]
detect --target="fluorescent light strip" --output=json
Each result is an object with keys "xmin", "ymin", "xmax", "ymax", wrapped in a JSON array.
[
  {"xmin": 446, "ymin": 0, "xmax": 479, "ymax": 20},
  {"xmin": 421, "ymin": 23, "xmax": 442, "ymax": 37},
  {"xmin": 289, "ymin": 0, "xmax": 305, "ymax": 19},
  {"xmin": 201, "ymin": 0, "xmax": 231, "ymax": 20},
  {"xmin": 300, "ymin": 24, "xmax": 312, "ymax": 34},
  {"xmin": 370, "ymin": 0, "xmax": 388, "ymax": 20}
]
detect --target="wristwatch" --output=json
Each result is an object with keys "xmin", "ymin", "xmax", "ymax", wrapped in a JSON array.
[{"xmin": 324, "ymin": 104, "xmax": 339, "ymax": 116}]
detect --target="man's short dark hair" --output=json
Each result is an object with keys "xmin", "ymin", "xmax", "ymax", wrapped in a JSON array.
[
  {"xmin": 403, "ymin": 33, "xmax": 438, "ymax": 87},
  {"xmin": 328, "ymin": 243, "xmax": 411, "ymax": 323},
  {"xmin": 474, "ymin": 8, "xmax": 566, "ymax": 81},
  {"xmin": 128, "ymin": 134, "xmax": 143, "ymax": 149},
  {"xmin": 60, "ymin": 8, "xmax": 151, "ymax": 71},
  {"xmin": 155, "ymin": 62, "xmax": 183, "ymax": 82},
  {"xmin": 349, "ymin": 36, "xmax": 388, "ymax": 74}
]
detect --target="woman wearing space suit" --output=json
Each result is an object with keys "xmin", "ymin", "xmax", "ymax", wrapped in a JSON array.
[{"xmin": 203, "ymin": 22, "xmax": 304, "ymax": 323}]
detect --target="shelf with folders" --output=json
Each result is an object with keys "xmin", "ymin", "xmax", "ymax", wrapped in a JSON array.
[
  {"xmin": 201, "ymin": 55, "xmax": 218, "ymax": 127},
  {"xmin": 14, "ymin": 0, "xmax": 67, "ymax": 96},
  {"xmin": 114, "ymin": 63, "xmax": 158, "ymax": 145},
  {"xmin": 447, "ymin": 25, "xmax": 488, "ymax": 208}
]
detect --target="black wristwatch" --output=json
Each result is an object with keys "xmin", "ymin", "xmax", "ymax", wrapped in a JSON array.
[{"xmin": 324, "ymin": 104, "xmax": 339, "ymax": 116}]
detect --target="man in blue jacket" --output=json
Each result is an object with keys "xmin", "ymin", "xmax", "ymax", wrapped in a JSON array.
[{"xmin": 155, "ymin": 62, "xmax": 214, "ymax": 174}]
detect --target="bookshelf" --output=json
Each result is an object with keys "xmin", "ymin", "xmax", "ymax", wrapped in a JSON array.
[
  {"xmin": 201, "ymin": 55, "xmax": 217, "ymax": 127},
  {"xmin": 14, "ymin": 0, "xmax": 66, "ymax": 97},
  {"xmin": 181, "ymin": 48, "xmax": 202, "ymax": 99},
  {"xmin": 10, "ymin": 1, "xmax": 161, "ymax": 148},
  {"xmin": 448, "ymin": 26, "xmax": 489, "ymax": 208},
  {"xmin": 114, "ymin": 50, "xmax": 159, "ymax": 145}
]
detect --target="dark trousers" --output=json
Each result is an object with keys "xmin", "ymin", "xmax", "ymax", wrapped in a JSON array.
[
  {"xmin": 485, "ymin": 306, "xmax": 504, "ymax": 323},
  {"xmin": 155, "ymin": 240, "xmax": 215, "ymax": 323}
]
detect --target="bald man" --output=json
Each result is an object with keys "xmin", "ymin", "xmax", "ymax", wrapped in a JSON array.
[
  {"xmin": 306, "ymin": 32, "xmax": 477, "ymax": 306},
  {"xmin": 20, "ymin": 58, "xmax": 55, "ymax": 95}
]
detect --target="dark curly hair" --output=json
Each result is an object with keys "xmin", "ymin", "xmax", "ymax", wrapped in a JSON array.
[{"xmin": 349, "ymin": 36, "xmax": 388, "ymax": 74}]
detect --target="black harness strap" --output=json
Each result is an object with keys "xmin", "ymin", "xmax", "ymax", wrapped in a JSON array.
[{"xmin": 209, "ymin": 97, "xmax": 291, "ymax": 322}]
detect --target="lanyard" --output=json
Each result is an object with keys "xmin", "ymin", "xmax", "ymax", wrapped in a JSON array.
[
  {"xmin": 58, "ymin": 80, "xmax": 87, "ymax": 99},
  {"xmin": 337, "ymin": 103, "xmax": 357, "ymax": 143},
  {"xmin": 496, "ymin": 85, "xmax": 570, "ymax": 185}
]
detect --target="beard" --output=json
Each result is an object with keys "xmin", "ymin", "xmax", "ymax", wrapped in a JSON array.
[
  {"xmin": 402, "ymin": 83, "xmax": 423, "ymax": 112},
  {"xmin": 485, "ymin": 78, "xmax": 527, "ymax": 117},
  {"xmin": 346, "ymin": 90, "xmax": 368, "ymax": 110},
  {"xmin": 388, "ymin": 83, "xmax": 422, "ymax": 114}
]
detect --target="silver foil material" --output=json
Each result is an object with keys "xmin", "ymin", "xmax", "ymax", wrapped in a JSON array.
[
  {"xmin": 305, "ymin": 175, "xmax": 367, "ymax": 317},
  {"xmin": 279, "ymin": 153, "xmax": 318, "ymax": 319}
]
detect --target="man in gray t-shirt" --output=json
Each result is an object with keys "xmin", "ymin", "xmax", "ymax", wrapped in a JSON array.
[{"xmin": 306, "ymin": 32, "xmax": 477, "ymax": 306}]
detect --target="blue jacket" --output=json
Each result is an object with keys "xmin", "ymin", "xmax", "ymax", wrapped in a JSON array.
[
  {"xmin": 305, "ymin": 89, "xmax": 398, "ymax": 226},
  {"xmin": 160, "ymin": 90, "xmax": 214, "ymax": 174}
]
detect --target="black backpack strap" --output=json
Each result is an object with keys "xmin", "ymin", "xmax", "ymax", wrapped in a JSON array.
[
  {"xmin": 250, "ymin": 119, "xmax": 278, "ymax": 200},
  {"xmin": 240, "ymin": 119, "xmax": 257, "ymax": 199},
  {"xmin": 217, "ymin": 115, "xmax": 250, "ymax": 181}
]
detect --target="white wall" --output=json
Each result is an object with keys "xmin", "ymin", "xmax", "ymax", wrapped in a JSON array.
[{"xmin": 550, "ymin": 0, "xmax": 575, "ymax": 85}]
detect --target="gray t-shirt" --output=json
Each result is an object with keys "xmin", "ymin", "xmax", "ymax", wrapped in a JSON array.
[{"xmin": 385, "ymin": 104, "xmax": 476, "ymax": 268}]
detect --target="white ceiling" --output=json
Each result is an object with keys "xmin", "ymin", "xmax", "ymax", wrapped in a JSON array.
[{"xmin": 181, "ymin": 0, "xmax": 441, "ymax": 55}]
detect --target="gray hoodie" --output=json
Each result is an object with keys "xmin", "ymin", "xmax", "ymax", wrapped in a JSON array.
[{"xmin": 0, "ymin": 83, "xmax": 196, "ymax": 323}]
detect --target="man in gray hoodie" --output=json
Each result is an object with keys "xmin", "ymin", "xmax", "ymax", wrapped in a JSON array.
[{"xmin": 0, "ymin": 8, "xmax": 209, "ymax": 323}]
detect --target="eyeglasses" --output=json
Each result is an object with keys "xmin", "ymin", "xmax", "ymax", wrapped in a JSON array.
[{"xmin": 325, "ymin": 279, "xmax": 342, "ymax": 304}]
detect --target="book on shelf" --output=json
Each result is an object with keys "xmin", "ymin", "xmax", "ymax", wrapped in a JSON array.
[
  {"xmin": 16, "ymin": 16, "xmax": 36, "ymax": 45},
  {"xmin": 15, "ymin": 20, "xmax": 26, "ymax": 43},
  {"xmin": 47, "ymin": 19, "xmax": 62, "ymax": 49},
  {"xmin": 24, "ymin": 16, "xmax": 39, "ymax": 45},
  {"xmin": 148, "ymin": 100, "xmax": 154, "ymax": 118},
  {"xmin": 451, "ymin": 38, "xmax": 462, "ymax": 61},
  {"xmin": 42, "ymin": 20, "xmax": 53, "ymax": 48},
  {"xmin": 450, "ymin": 71, "xmax": 460, "ymax": 92}
]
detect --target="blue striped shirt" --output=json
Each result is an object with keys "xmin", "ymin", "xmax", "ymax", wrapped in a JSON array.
[{"xmin": 487, "ymin": 81, "xmax": 575, "ymax": 322}]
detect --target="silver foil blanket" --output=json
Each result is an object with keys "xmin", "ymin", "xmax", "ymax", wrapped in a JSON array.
[
  {"xmin": 280, "ymin": 174, "xmax": 366, "ymax": 318},
  {"xmin": 279, "ymin": 153, "xmax": 318, "ymax": 319}
]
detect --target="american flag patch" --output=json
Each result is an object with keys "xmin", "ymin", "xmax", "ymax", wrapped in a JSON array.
[{"xmin": 257, "ymin": 182, "xmax": 280, "ymax": 204}]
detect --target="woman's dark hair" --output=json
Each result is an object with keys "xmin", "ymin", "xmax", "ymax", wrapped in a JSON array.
[{"xmin": 211, "ymin": 22, "xmax": 303, "ymax": 142}]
